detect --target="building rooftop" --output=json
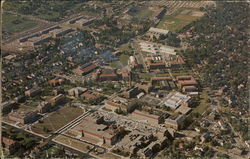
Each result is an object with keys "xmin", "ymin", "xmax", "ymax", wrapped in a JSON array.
[
  {"xmin": 9, "ymin": 109, "xmax": 38, "ymax": 119},
  {"xmin": 81, "ymin": 91, "xmax": 97, "ymax": 99},
  {"xmin": 1, "ymin": 101, "xmax": 16, "ymax": 108},
  {"xmin": 182, "ymin": 86, "xmax": 197, "ymax": 89},
  {"xmin": 132, "ymin": 110, "xmax": 160, "ymax": 120},
  {"xmin": 161, "ymin": 92, "xmax": 191, "ymax": 109},
  {"xmin": 51, "ymin": 94, "xmax": 64, "ymax": 99},
  {"xmin": 139, "ymin": 41, "xmax": 176, "ymax": 55},
  {"xmin": 80, "ymin": 63, "xmax": 97, "ymax": 73},
  {"xmin": 69, "ymin": 87, "xmax": 88, "ymax": 94},
  {"xmin": 175, "ymin": 105, "xmax": 192, "ymax": 115},
  {"xmin": 77, "ymin": 118, "xmax": 122, "ymax": 140},
  {"xmin": 102, "ymin": 69, "xmax": 116, "ymax": 74},
  {"xmin": 178, "ymin": 80, "xmax": 198, "ymax": 85},
  {"xmin": 148, "ymin": 27, "xmax": 169, "ymax": 35},
  {"xmin": 2, "ymin": 137, "xmax": 16, "ymax": 146}
]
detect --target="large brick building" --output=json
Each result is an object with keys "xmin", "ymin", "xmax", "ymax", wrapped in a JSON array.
[
  {"xmin": 130, "ymin": 110, "xmax": 164, "ymax": 126},
  {"xmin": 105, "ymin": 97, "xmax": 138, "ymax": 113},
  {"xmin": 98, "ymin": 69, "xmax": 119, "ymax": 81},
  {"xmin": 36, "ymin": 101, "xmax": 52, "ymax": 113},
  {"xmin": 8, "ymin": 110, "xmax": 39, "ymax": 124},
  {"xmin": 25, "ymin": 87, "xmax": 41, "ymax": 97},
  {"xmin": 49, "ymin": 94, "xmax": 65, "ymax": 105},
  {"xmin": 72, "ymin": 113, "xmax": 125, "ymax": 146}
]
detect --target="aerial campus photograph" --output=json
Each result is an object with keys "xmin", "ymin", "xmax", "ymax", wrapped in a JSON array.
[{"xmin": 0, "ymin": 0, "xmax": 249, "ymax": 159}]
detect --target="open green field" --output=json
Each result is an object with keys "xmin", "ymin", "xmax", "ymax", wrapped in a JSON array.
[
  {"xmin": 3, "ymin": 1, "xmax": 101, "ymax": 22},
  {"xmin": 119, "ymin": 54, "xmax": 129, "ymax": 66},
  {"xmin": 110, "ymin": 54, "xmax": 129, "ymax": 69},
  {"xmin": 139, "ymin": 73, "xmax": 152, "ymax": 81},
  {"xmin": 157, "ymin": 8, "xmax": 204, "ymax": 32},
  {"xmin": 128, "ymin": 6, "xmax": 154, "ymax": 19},
  {"xmin": 246, "ymin": 28, "xmax": 250, "ymax": 33},
  {"xmin": 136, "ymin": 9, "xmax": 154, "ymax": 19},
  {"xmin": 192, "ymin": 89, "xmax": 209, "ymax": 115},
  {"xmin": 110, "ymin": 61, "xmax": 122, "ymax": 69},
  {"xmin": 3, "ymin": 13, "xmax": 38, "ymax": 33},
  {"xmin": 156, "ymin": 73, "xmax": 170, "ymax": 77},
  {"xmin": 119, "ymin": 43, "xmax": 132, "ymax": 53},
  {"xmin": 31, "ymin": 106, "xmax": 84, "ymax": 137},
  {"xmin": 37, "ymin": 11, "xmax": 61, "ymax": 21}
]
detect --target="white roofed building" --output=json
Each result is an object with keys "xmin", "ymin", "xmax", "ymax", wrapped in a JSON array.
[
  {"xmin": 161, "ymin": 91, "xmax": 191, "ymax": 110},
  {"xmin": 148, "ymin": 27, "xmax": 169, "ymax": 38}
]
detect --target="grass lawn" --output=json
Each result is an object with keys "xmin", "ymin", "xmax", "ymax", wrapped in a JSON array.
[
  {"xmin": 137, "ymin": 9, "xmax": 154, "ymax": 19},
  {"xmin": 156, "ymin": 73, "xmax": 170, "ymax": 77},
  {"xmin": 139, "ymin": 73, "xmax": 152, "ymax": 81},
  {"xmin": 192, "ymin": 89, "xmax": 210, "ymax": 115},
  {"xmin": 37, "ymin": 11, "xmax": 60, "ymax": 21},
  {"xmin": 31, "ymin": 106, "xmax": 84, "ymax": 137},
  {"xmin": 110, "ymin": 54, "xmax": 129, "ymax": 69},
  {"xmin": 119, "ymin": 43, "xmax": 132, "ymax": 52},
  {"xmin": 157, "ymin": 14, "xmax": 199, "ymax": 32},
  {"xmin": 3, "ymin": 13, "xmax": 38, "ymax": 33},
  {"xmin": 246, "ymin": 28, "xmax": 250, "ymax": 33},
  {"xmin": 110, "ymin": 61, "xmax": 123, "ymax": 69},
  {"xmin": 119, "ymin": 54, "xmax": 129, "ymax": 66},
  {"xmin": 157, "ymin": 8, "xmax": 203, "ymax": 32}
]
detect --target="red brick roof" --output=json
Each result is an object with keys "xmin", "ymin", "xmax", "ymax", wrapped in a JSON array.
[
  {"xmin": 179, "ymin": 81, "xmax": 198, "ymax": 88},
  {"xmin": 48, "ymin": 78, "xmax": 64, "ymax": 84},
  {"xmin": 80, "ymin": 64, "xmax": 97, "ymax": 73},
  {"xmin": 2, "ymin": 137, "xmax": 16, "ymax": 146},
  {"xmin": 176, "ymin": 76, "xmax": 194, "ymax": 81},
  {"xmin": 8, "ymin": 113, "xmax": 23, "ymax": 120},
  {"xmin": 106, "ymin": 101, "xmax": 127, "ymax": 109},
  {"xmin": 81, "ymin": 92, "xmax": 96, "ymax": 99},
  {"xmin": 149, "ymin": 62, "xmax": 165, "ymax": 66},
  {"xmin": 99, "ymin": 73, "xmax": 117, "ymax": 77},
  {"xmin": 182, "ymin": 86, "xmax": 197, "ymax": 89}
]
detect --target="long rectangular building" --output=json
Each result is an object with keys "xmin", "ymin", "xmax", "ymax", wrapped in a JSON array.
[
  {"xmin": 79, "ymin": 63, "xmax": 98, "ymax": 75},
  {"xmin": 72, "ymin": 113, "xmax": 125, "ymax": 146},
  {"xmin": 161, "ymin": 91, "xmax": 191, "ymax": 110},
  {"xmin": 8, "ymin": 110, "xmax": 39, "ymax": 124},
  {"xmin": 131, "ymin": 110, "xmax": 164, "ymax": 126},
  {"xmin": 139, "ymin": 41, "xmax": 176, "ymax": 55}
]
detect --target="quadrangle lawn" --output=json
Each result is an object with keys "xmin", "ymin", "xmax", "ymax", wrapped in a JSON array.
[
  {"xmin": 31, "ymin": 106, "xmax": 84, "ymax": 137},
  {"xmin": 192, "ymin": 89, "xmax": 210, "ymax": 115}
]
